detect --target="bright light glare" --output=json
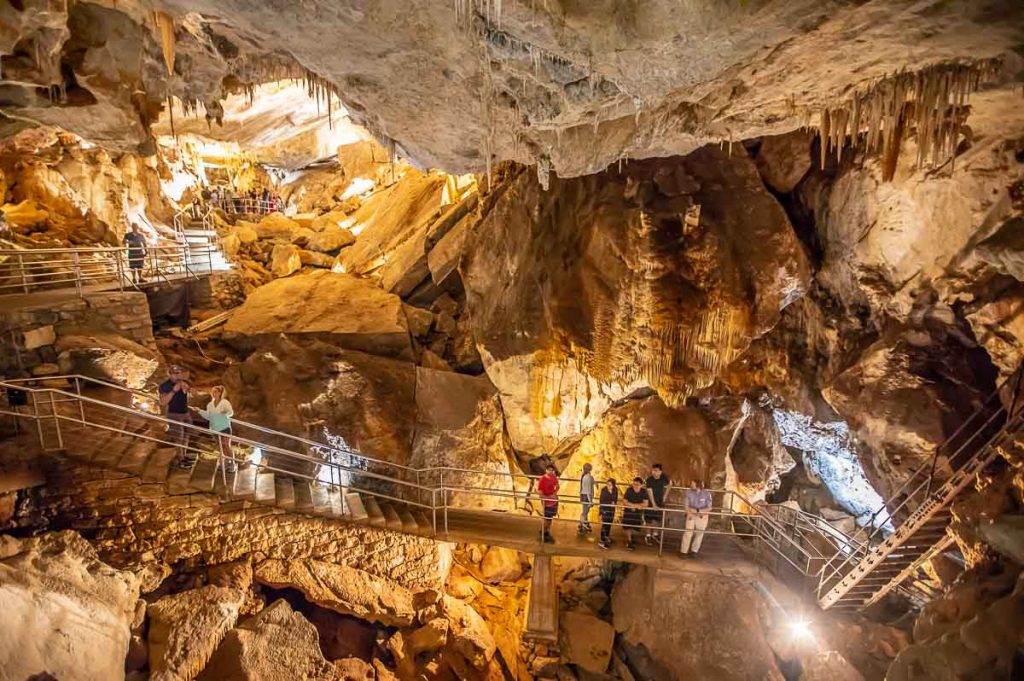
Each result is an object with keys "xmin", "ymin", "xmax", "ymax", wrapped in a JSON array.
[
  {"xmin": 250, "ymin": 447, "xmax": 263, "ymax": 465},
  {"xmin": 789, "ymin": 619, "xmax": 813, "ymax": 641},
  {"xmin": 340, "ymin": 177, "xmax": 375, "ymax": 200}
]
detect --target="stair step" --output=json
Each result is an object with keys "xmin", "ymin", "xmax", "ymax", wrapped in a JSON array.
[
  {"xmin": 362, "ymin": 497, "xmax": 386, "ymax": 527},
  {"xmin": 165, "ymin": 464, "xmax": 194, "ymax": 495},
  {"xmin": 327, "ymin": 488, "xmax": 347, "ymax": 517},
  {"xmin": 119, "ymin": 442, "xmax": 157, "ymax": 476},
  {"xmin": 232, "ymin": 466, "xmax": 257, "ymax": 499},
  {"xmin": 345, "ymin": 492, "xmax": 369, "ymax": 521},
  {"xmin": 412, "ymin": 511, "xmax": 434, "ymax": 533},
  {"xmin": 141, "ymin": 447, "xmax": 179, "ymax": 482},
  {"xmin": 275, "ymin": 477, "xmax": 296, "ymax": 511},
  {"xmin": 294, "ymin": 483, "xmax": 315, "ymax": 512},
  {"xmin": 255, "ymin": 472, "xmax": 276, "ymax": 504},
  {"xmin": 309, "ymin": 484, "xmax": 333, "ymax": 515},
  {"xmin": 380, "ymin": 503, "xmax": 404, "ymax": 530},
  {"xmin": 397, "ymin": 507, "xmax": 419, "ymax": 532},
  {"xmin": 189, "ymin": 457, "xmax": 220, "ymax": 493}
]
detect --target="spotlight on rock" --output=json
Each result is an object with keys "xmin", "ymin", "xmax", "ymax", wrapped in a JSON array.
[{"xmin": 789, "ymin": 618, "xmax": 813, "ymax": 641}]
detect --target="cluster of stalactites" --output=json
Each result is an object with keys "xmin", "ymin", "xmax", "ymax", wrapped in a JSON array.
[
  {"xmin": 815, "ymin": 59, "xmax": 1000, "ymax": 180},
  {"xmin": 454, "ymin": 0, "xmax": 504, "ymax": 28},
  {"xmin": 233, "ymin": 56, "xmax": 345, "ymax": 130}
]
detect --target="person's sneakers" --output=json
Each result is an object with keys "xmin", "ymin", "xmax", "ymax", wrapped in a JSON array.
[
  {"xmin": 626, "ymin": 542, "xmax": 636, "ymax": 551},
  {"xmin": 678, "ymin": 551, "xmax": 690, "ymax": 559},
  {"xmin": 598, "ymin": 540, "xmax": 610, "ymax": 550},
  {"xmin": 543, "ymin": 532, "xmax": 555, "ymax": 544},
  {"xmin": 644, "ymin": 534, "xmax": 654, "ymax": 546},
  {"xmin": 577, "ymin": 524, "xmax": 588, "ymax": 535},
  {"xmin": 174, "ymin": 456, "xmax": 196, "ymax": 470}
]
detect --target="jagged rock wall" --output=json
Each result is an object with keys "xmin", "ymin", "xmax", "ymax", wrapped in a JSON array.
[{"xmin": 462, "ymin": 148, "xmax": 809, "ymax": 454}]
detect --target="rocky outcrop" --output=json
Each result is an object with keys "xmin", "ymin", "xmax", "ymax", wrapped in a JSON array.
[
  {"xmin": 611, "ymin": 566, "xmax": 782, "ymax": 680},
  {"xmin": 254, "ymin": 558, "xmax": 417, "ymax": 627},
  {"xmin": 0, "ymin": 531, "xmax": 141, "ymax": 681},
  {"xmin": 560, "ymin": 610, "xmax": 615, "ymax": 674},
  {"xmin": 200, "ymin": 599, "xmax": 345, "ymax": 681},
  {"xmin": 479, "ymin": 547, "xmax": 522, "ymax": 584},
  {"xmin": 55, "ymin": 332, "xmax": 161, "ymax": 389},
  {"xmin": 148, "ymin": 584, "xmax": 246, "ymax": 681},
  {"xmin": 463, "ymin": 151, "xmax": 809, "ymax": 454},
  {"xmin": 223, "ymin": 270, "xmax": 413, "ymax": 360}
]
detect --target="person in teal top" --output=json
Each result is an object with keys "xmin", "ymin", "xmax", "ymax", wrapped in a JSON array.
[{"xmin": 200, "ymin": 385, "xmax": 235, "ymax": 472}]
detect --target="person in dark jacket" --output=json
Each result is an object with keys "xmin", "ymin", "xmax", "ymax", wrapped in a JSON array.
[{"xmin": 598, "ymin": 478, "xmax": 619, "ymax": 549}]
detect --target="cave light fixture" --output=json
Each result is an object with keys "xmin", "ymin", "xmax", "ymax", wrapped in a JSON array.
[{"xmin": 788, "ymin": 617, "xmax": 813, "ymax": 642}]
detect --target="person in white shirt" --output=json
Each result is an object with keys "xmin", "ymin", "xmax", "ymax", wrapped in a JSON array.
[
  {"xmin": 681, "ymin": 478, "xmax": 712, "ymax": 556},
  {"xmin": 578, "ymin": 463, "xmax": 596, "ymax": 534},
  {"xmin": 200, "ymin": 385, "xmax": 235, "ymax": 472}
]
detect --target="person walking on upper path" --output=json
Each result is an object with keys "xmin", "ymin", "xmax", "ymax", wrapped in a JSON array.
[
  {"xmin": 578, "ymin": 462, "xmax": 596, "ymax": 534},
  {"xmin": 681, "ymin": 478, "xmax": 712, "ymax": 557},
  {"xmin": 622, "ymin": 477, "xmax": 649, "ymax": 551},
  {"xmin": 538, "ymin": 464, "xmax": 560, "ymax": 544},
  {"xmin": 644, "ymin": 463, "xmax": 671, "ymax": 545},
  {"xmin": 200, "ymin": 385, "xmax": 235, "ymax": 473},
  {"xmin": 122, "ymin": 224, "xmax": 147, "ymax": 284},
  {"xmin": 160, "ymin": 365, "xmax": 194, "ymax": 469},
  {"xmin": 597, "ymin": 478, "xmax": 619, "ymax": 550}
]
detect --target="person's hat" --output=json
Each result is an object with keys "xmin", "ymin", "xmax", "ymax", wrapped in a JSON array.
[{"xmin": 169, "ymin": 364, "xmax": 183, "ymax": 373}]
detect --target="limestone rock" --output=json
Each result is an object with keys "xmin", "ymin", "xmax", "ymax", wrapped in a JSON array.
[
  {"xmin": 0, "ymin": 531, "xmax": 141, "ymax": 681},
  {"xmin": 306, "ymin": 226, "xmax": 356, "ymax": 253},
  {"xmin": 298, "ymin": 249, "xmax": 336, "ymax": 268},
  {"xmin": 223, "ymin": 335, "xmax": 417, "ymax": 465},
  {"xmin": 480, "ymin": 547, "xmax": 522, "ymax": 584},
  {"xmin": 223, "ymin": 270, "xmax": 413, "ymax": 360},
  {"xmin": 754, "ymin": 131, "xmax": 813, "ymax": 193},
  {"xmin": 200, "ymin": 599, "xmax": 338, "ymax": 681},
  {"xmin": 254, "ymin": 558, "xmax": 416, "ymax": 626},
  {"xmin": 611, "ymin": 566, "xmax": 782, "ymax": 680},
  {"xmin": 310, "ymin": 210, "xmax": 350, "ymax": 232},
  {"xmin": 148, "ymin": 584, "xmax": 246, "ymax": 681},
  {"xmin": 256, "ymin": 212, "xmax": 301, "ymax": 240},
  {"xmin": 419, "ymin": 594, "xmax": 497, "ymax": 670},
  {"xmin": 55, "ymin": 333, "xmax": 161, "ymax": 389},
  {"xmin": 463, "ymin": 152, "xmax": 809, "ymax": 453},
  {"xmin": 408, "ymin": 617, "xmax": 450, "ymax": 655},
  {"xmin": 560, "ymin": 610, "xmax": 614, "ymax": 674},
  {"xmin": 269, "ymin": 243, "xmax": 302, "ymax": 277},
  {"xmin": 411, "ymin": 367, "xmax": 517, "ymax": 510}
]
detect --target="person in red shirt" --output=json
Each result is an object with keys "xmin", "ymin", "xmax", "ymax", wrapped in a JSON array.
[{"xmin": 538, "ymin": 464, "xmax": 560, "ymax": 544}]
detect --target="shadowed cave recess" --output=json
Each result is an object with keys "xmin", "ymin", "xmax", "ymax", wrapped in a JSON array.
[{"xmin": 1, "ymin": 1, "xmax": 1024, "ymax": 680}]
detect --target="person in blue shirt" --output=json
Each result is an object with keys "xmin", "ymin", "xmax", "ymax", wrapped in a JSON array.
[
  {"xmin": 159, "ymin": 365, "xmax": 193, "ymax": 469},
  {"xmin": 122, "ymin": 224, "xmax": 147, "ymax": 284},
  {"xmin": 681, "ymin": 478, "xmax": 712, "ymax": 557},
  {"xmin": 200, "ymin": 385, "xmax": 235, "ymax": 473}
]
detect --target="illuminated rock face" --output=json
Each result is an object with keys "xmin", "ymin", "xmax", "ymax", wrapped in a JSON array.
[{"xmin": 463, "ymin": 149, "xmax": 810, "ymax": 453}]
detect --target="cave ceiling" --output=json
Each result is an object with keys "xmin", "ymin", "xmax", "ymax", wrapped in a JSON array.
[{"xmin": 1, "ymin": 0, "xmax": 1022, "ymax": 175}]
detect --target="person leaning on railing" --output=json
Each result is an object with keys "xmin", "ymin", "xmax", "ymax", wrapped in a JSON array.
[
  {"xmin": 622, "ymin": 477, "xmax": 649, "ymax": 551},
  {"xmin": 597, "ymin": 478, "xmax": 619, "ymax": 550}
]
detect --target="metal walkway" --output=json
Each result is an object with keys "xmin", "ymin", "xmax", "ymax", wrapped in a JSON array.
[{"xmin": 816, "ymin": 366, "xmax": 1024, "ymax": 610}]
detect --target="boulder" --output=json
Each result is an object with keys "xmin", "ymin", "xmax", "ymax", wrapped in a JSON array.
[
  {"xmin": 223, "ymin": 270, "xmax": 413, "ymax": 360},
  {"xmin": 408, "ymin": 617, "xmax": 450, "ymax": 655},
  {"xmin": 0, "ymin": 531, "xmax": 141, "ymax": 681},
  {"xmin": 254, "ymin": 558, "xmax": 416, "ymax": 627},
  {"xmin": 55, "ymin": 333, "xmax": 161, "ymax": 389},
  {"xmin": 222, "ymin": 335, "xmax": 417, "ymax": 465},
  {"xmin": 306, "ymin": 227, "xmax": 356, "ymax": 253},
  {"xmin": 290, "ymin": 226, "xmax": 317, "ymax": 246},
  {"xmin": 480, "ymin": 547, "xmax": 522, "ymax": 584},
  {"xmin": 611, "ymin": 565, "xmax": 782, "ymax": 680},
  {"xmin": 200, "ymin": 599, "xmax": 338, "ymax": 681},
  {"xmin": 310, "ymin": 210, "xmax": 350, "ymax": 232},
  {"xmin": 418, "ymin": 594, "xmax": 497, "ymax": 671},
  {"xmin": 754, "ymin": 130, "xmax": 813, "ymax": 193},
  {"xmin": 298, "ymin": 249, "xmax": 336, "ymax": 268},
  {"xmin": 560, "ymin": 611, "xmax": 615, "ymax": 674},
  {"xmin": 411, "ymin": 367, "xmax": 517, "ymax": 510},
  {"xmin": 255, "ymin": 212, "xmax": 301, "ymax": 240},
  {"xmin": 1, "ymin": 199, "xmax": 49, "ymax": 230},
  {"xmin": 269, "ymin": 243, "xmax": 302, "ymax": 277},
  {"xmin": 233, "ymin": 222, "xmax": 260, "ymax": 244},
  {"xmin": 148, "ymin": 584, "xmax": 246, "ymax": 681}
]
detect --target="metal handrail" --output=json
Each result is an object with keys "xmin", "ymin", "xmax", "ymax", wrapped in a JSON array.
[
  {"xmin": 209, "ymin": 198, "xmax": 279, "ymax": 215},
  {"xmin": 1, "ymin": 376, "xmax": 831, "ymax": 577}
]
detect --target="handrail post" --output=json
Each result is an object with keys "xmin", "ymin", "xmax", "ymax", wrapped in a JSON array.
[
  {"xmin": 116, "ymin": 250, "xmax": 124, "ymax": 291},
  {"xmin": 18, "ymin": 253, "xmax": 28, "ymax": 293},
  {"xmin": 441, "ymin": 470, "xmax": 448, "ymax": 537},
  {"xmin": 72, "ymin": 250, "xmax": 82, "ymax": 298},
  {"xmin": 658, "ymin": 504, "xmax": 667, "ymax": 557},
  {"xmin": 431, "ymin": 488, "xmax": 437, "ymax": 537},
  {"xmin": 33, "ymin": 390, "xmax": 43, "ymax": 448},
  {"xmin": 75, "ymin": 377, "xmax": 85, "ymax": 423},
  {"xmin": 48, "ymin": 391, "xmax": 63, "ymax": 448}
]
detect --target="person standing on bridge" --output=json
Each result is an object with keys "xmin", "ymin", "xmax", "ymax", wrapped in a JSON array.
[
  {"xmin": 200, "ymin": 385, "xmax": 235, "ymax": 473},
  {"xmin": 538, "ymin": 464, "xmax": 560, "ymax": 544},
  {"xmin": 122, "ymin": 224, "xmax": 147, "ymax": 284},
  {"xmin": 577, "ymin": 462, "xmax": 595, "ymax": 534},
  {"xmin": 597, "ymin": 478, "xmax": 618, "ymax": 549},
  {"xmin": 160, "ymin": 365, "xmax": 194, "ymax": 470},
  {"xmin": 644, "ymin": 463, "xmax": 671, "ymax": 545},
  {"xmin": 622, "ymin": 477, "xmax": 649, "ymax": 551},
  {"xmin": 680, "ymin": 479, "xmax": 712, "ymax": 557}
]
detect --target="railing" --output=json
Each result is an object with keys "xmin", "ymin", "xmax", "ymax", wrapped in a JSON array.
[
  {"xmin": 815, "ymin": 365, "xmax": 1023, "ymax": 606},
  {"xmin": 172, "ymin": 205, "xmax": 215, "ymax": 235},
  {"xmin": 209, "ymin": 198, "xmax": 280, "ymax": 216},
  {"xmin": 0, "ymin": 243, "xmax": 226, "ymax": 297},
  {"xmin": 0, "ymin": 374, "xmax": 830, "ymax": 579}
]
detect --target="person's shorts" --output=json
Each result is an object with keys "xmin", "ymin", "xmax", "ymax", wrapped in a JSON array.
[
  {"xmin": 543, "ymin": 503, "xmax": 558, "ymax": 519},
  {"xmin": 128, "ymin": 255, "xmax": 144, "ymax": 270},
  {"xmin": 644, "ymin": 508, "xmax": 664, "ymax": 526},
  {"xmin": 623, "ymin": 510, "xmax": 643, "ymax": 529},
  {"xmin": 167, "ymin": 411, "xmax": 192, "ymax": 443}
]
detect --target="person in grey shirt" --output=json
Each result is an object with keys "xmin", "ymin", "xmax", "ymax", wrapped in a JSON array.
[
  {"xmin": 681, "ymin": 478, "xmax": 712, "ymax": 556},
  {"xmin": 577, "ymin": 463, "xmax": 596, "ymax": 534}
]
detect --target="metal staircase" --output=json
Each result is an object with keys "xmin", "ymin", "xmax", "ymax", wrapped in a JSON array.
[{"xmin": 817, "ymin": 367, "xmax": 1023, "ymax": 610}]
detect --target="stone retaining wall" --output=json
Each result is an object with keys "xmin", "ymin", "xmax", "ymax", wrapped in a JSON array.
[
  {"xmin": 14, "ymin": 455, "xmax": 450, "ymax": 590},
  {"xmin": 0, "ymin": 291, "xmax": 154, "ymax": 375}
]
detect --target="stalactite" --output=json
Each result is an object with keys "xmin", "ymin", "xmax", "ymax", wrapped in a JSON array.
[
  {"xmin": 816, "ymin": 59, "xmax": 999, "ymax": 177},
  {"xmin": 154, "ymin": 11, "xmax": 176, "ymax": 76}
]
